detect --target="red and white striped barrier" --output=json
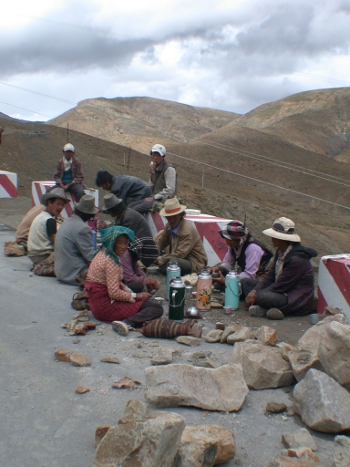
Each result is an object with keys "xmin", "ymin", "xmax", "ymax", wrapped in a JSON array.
[
  {"xmin": 32, "ymin": 181, "xmax": 99, "ymax": 220},
  {"xmin": 0, "ymin": 171, "xmax": 17, "ymax": 198},
  {"xmin": 317, "ymin": 254, "xmax": 350, "ymax": 322},
  {"xmin": 146, "ymin": 212, "xmax": 232, "ymax": 266}
]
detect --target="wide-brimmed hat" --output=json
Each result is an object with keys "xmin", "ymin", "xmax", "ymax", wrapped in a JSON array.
[
  {"xmin": 263, "ymin": 217, "xmax": 301, "ymax": 242},
  {"xmin": 219, "ymin": 220, "xmax": 248, "ymax": 240},
  {"xmin": 75, "ymin": 195, "xmax": 98, "ymax": 215},
  {"xmin": 102, "ymin": 193, "xmax": 123, "ymax": 213},
  {"xmin": 41, "ymin": 188, "xmax": 69, "ymax": 206},
  {"xmin": 151, "ymin": 144, "xmax": 166, "ymax": 157},
  {"xmin": 160, "ymin": 197, "xmax": 187, "ymax": 217},
  {"xmin": 63, "ymin": 143, "xmax": 75, "ymax": 152}
]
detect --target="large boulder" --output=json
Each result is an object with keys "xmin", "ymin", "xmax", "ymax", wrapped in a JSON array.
[
  {"xmin": 145, "ymin": 364, "xmax": 248, "ymax": 412},
  {"xmin": 288, "ymin": 314, "xmax": 349, "ymax": 384},
  {"xmin": 173, "ymin": 425, "xmax": 235, "ymax": 467},
  {"xmin": 230, "ymin": 342, "xmax": 294, "ymax": 389},
  {"xmin": 293, "ymin": 369, "xmax": 350, "ymax": 433},
  {"xmin": 93, "ymin": 399, "xmax": 185, "ymax": 467}
]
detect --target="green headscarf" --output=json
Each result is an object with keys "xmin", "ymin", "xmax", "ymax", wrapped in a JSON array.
[{"xmin": 100, "ymin": 226, "xmax": 134, "ymax": 264}]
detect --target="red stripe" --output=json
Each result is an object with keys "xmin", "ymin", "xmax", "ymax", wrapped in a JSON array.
[
  {"xmin": 0, "ymin": 174, "xmax": 17, "ymax": 197},
  {"xmin": 188, "ymin": 220, "xmax": 227, "ymax": 261},
  {"xmin": 151, "ymin": 212, "xmax": 165, "ymax": 232},
  {"xmin": 317, "ymin": 287, "xmax": 327, "ymax": 315},
  {"xmin": 323, "ymin": 258, "xmax": 350, "ymax": 305}
]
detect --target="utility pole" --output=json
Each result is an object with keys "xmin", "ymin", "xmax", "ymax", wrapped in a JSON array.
[
  {"xmin": 66, "ymin": 123, "xmax": 69, "ymax": 142},
  {"xmin": 0, "ymin": 127, "xmax": 3, "ymax": 145}
]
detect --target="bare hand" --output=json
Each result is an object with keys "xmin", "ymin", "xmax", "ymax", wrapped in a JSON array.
[
  {"xmin": 153, "ymin": 258, "xmax": 159, "ymax": 265},
  {"xmin": 208, "ymin": 265, "xmax": 220, "ymax": 274},
  {"xmin": 245, "ymin": 291, "xmax": 257, "ymax": 308},
  {"xmin": 141, "ymin": 292, "xmax": 152, "ymax": 301},
  {"xmin": 212, "ymin": 271, "xmax": 225, "ymax": 285},
  {"xmin": 98, "ymin": 220, "xmax": 107, "ymax": 229},
  {"xmin": 145, "ymin": 196, "xmax": 155, "ymax": 202}
]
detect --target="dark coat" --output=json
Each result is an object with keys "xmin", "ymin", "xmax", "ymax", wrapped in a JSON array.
[
  {"xmin": 254, "ymin": 243, "xmax": 318, "ymax": 316},
  {"xmin": 111, "ymin": 175, "xmax": 152, "ymax": 205},
  {"xmin": 54, "ymin": 157, "xmax": 84, "ymax": 184}
]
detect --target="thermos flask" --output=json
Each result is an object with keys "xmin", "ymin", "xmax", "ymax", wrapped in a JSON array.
[
  {"xmin": 169, "ymin": 277, "xmax": 186, "ymax": 320},
  {"xmin": 224, "ymin": 269, "xmax": 241, "ymax": 311},
  {"xmin": 196, "ymin": 269, "xmax": 212, "ymax": 311},
  {"xmin": 166, "ymin": 262, "xmax": 181, "ymax": 300}
]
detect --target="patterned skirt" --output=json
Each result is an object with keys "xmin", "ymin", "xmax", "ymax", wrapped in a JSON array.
[{"xmin": 85, "ymin": 281, "xmax": 142, "ymax": 324}]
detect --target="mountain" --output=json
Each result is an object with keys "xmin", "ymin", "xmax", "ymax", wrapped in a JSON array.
[{"xmin": 49, "ymin": 97, "xmax": 240, "ymax": 153}]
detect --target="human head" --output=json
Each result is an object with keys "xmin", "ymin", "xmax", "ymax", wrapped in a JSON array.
[
  {"xmin": 100, "ymin": 226, "xmax": 134, "ymax": 263},
  {"xmin": 150, "ymin": 143, "xmax": 166, "ymax": 167},
  {"xmin": 262, "ymin": 217, "xmax": 301, "ymax": 243},
  {"xmin": 46, "ymin": 198, "xmax": 66, "ymax": 217},
  {"xmin": 41, "ymin": 187, "xmax": 69, "ymax": 207},
  {"xmin": 95, "ymin": 171, "xmax": 114, "ymax": 191},
  {"xmin": 63, "ymin": 143, "xmax": 75, "ymax": 161},
  {"xmin": 102, "ymin": 193, "xmax": 124, "ymax": 217},
  {"xmin": 74, "ymin": 195, "xmax": 99, "ymax": 222},
  {"xmin": 219, "ymin": 220, "xmax": 248, "ymax": 248},
  {"xmin": 160, "ymin": 197, "xmax": 187, "ymax": 229}
]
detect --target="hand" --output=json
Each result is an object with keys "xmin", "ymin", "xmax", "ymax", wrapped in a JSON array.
[
  {"xmin": 153, "ymin": 257, "xmax": 159, "ymax": 265},
  {"xmin": 59, "ymin": 183, "xmax": 65, "ymax": 189},
  {"xmin": 98, "ymin": 220, "xmax": 107, "ymax": 229},
  {"xmin": 145, "ymin": 196, "xmax": 155, "ymax": 202},
  {"xmin": 212, "ymin": 271, "xmax": 225, "ymax": 285},
  {"xmin": 245, "ymin": 290, "xmax": 257, "ymax": 307},
  {"xmin": 141, "ymin": 292, "xmax": 152, "ymax": 301},
  {"xmin": 208, "ymin": 266, "xmax": 220, "ymax": 274}
]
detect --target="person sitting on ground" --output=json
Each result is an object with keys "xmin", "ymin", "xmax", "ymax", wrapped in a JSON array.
[
  {"xmin": 154, "ymin": 197, "xmax": 208, "ymax": 275},
  {"xmin": 244, "ymin": 217, "xmax": 318, "ymax": 320},
  {"xmin": 129, "ymin": 144, "xmax": 177, "ymax": 214},
  {"xmin": 54, "ymin": 143, "xmax": 85, "ymax": 201},
  {"xmin": 85, "ymin": 226, "xmax": 163, "ymax": 335},
  {"xmin": 27, "ymin": 188, "xmax": 69, "ymax": 276},
  {"xmin": 120, "ymin": 247, "xmax": 158, "ymax": 293},
  {"xmin": 54, "ymin": 195, "xmax": 98, "ymax": 285},
  {"xmin": 208, "ymin": 220, "xmax": 272, "ymax": 292},
  {"xmin": 95, "ymin": 170, "xmax": 152, "ymax": 207},
  {"xmin": 98, "ymin": 193, "xmax": 159, "ymax": 267}
]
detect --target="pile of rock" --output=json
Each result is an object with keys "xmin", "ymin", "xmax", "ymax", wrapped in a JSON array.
[
  {"xmin": 93, "ymin": 399, "xmax": 235, "ymax": 467},
  {"xmin": 61, "ymin": 310, "xmax": 98, "ymax": 336}
]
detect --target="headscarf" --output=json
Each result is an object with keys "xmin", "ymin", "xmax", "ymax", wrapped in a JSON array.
[{"xmin": 100, "ymin": 226, "xmax": 134, "ymax": 264}]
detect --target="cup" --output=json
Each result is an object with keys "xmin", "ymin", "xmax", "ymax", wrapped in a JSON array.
[
  {"xmin": 154, "ymin": 296, "xmax": 164, "ymax": 306},
  {"xmin": 223, "ymin": 306, "xmax": 233, "ymax": 314},
  {"xmin": 310, "ymin": 313, "xmax": 319, "ymax": 325},
  {"xmin": 185, "ymin": 285, "xmax": 193, "ymax": 296}
]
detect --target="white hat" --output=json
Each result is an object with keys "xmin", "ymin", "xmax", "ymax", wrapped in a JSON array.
[
  {"xmin": 160, "ymin": 197, "xmax": 187, "ymax": 217},
  {"xmin": 151, "ymin": 144, "xmax": 166, "ymax": 157},
  {"xmin": 263, "ymin": 217, "xmax": 301, "ymax": 242},
  {"xmin": 63, "ymin": 143, "xmax": 75, "ymax": 152}
]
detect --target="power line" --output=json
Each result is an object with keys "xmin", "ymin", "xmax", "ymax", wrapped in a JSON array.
[
  {"xmin": 0, "ymin": 82, "xmax": 77, "ymax": 105},
  {"xmin": 0, "ymin": 101, "xmax": 53, "ymax": 118}
]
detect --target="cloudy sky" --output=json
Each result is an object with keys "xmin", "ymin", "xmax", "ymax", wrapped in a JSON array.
[{"xmin": 1, "ymin": 0, "xmax": 350, "ymax": 121}]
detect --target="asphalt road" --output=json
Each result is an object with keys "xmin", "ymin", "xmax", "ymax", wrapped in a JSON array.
[{"xmin": 0, "ymin": 225, "xmax": 336, "ymax": 467}]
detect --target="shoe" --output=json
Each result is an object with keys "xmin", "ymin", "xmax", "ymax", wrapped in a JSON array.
[
  {"xmin": 71, "ymin": 299, "xmax": 90, "ymax": 311},
  {"xmin": 266, "ymin": 308, "xmax": 284, "ymax": 320},
  {"xmin": 112, "ymin": 321, "xmax": 129, "ymax": 336},
  {"xmin": 249, "ymin": 305, "xmax": 266, "ymax": 317}
]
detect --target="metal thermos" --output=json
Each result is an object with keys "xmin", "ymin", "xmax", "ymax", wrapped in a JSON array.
[
  {"xmin": 225, "ymin": 269, "xmax": 241, "ymax": 311},
  {"xmin": 196, "ymin": 269, "xmax": 212, "ymax": 311},
  {"xmin": 169, "ymin": 277, "xmax": 186, "ymax": 320},
  {"xmin": 166, "ymin": 262, "xmax": 181, "ymax": 300}
]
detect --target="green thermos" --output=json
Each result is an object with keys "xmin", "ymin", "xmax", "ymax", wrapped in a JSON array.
[{"xmin": 169, "ymin": 277, "xmax": 186, "ymax": 320}]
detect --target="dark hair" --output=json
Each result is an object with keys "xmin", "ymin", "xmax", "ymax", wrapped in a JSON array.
[
  {"xmin": 95, "ymin": 171, "xmax": 113, "ymax": 187},
  {"xmin": 74, "ymin": 208, "xmax": 93, "ymax": 222}
]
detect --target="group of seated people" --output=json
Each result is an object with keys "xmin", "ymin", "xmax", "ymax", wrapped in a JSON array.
[{"xmin": 8, "ymin": 140, "xmax": 318, "ymax": 332}]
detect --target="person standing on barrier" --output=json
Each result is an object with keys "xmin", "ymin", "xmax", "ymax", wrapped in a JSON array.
[{"xmin": 129, "ymin": 144, "xmax": 177, "ymax": 214}]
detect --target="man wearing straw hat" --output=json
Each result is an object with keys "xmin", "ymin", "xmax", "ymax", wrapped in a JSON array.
[
  {"xmin": 154, "ymin": 197, "xmax": 207, "ymax": 275},
  {"xmin": 244, "ymin": 216, "xmax": 317, "ymax": 320},
  {"xmin": 55, "ymin": 195, "xmax": 98, "ymax": 285}
]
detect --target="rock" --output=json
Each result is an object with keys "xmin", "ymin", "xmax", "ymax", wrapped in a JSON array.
[
  {"xmin": 101, "ymin": 357, "xmax": 120, "ymax": 364},
  {"xmin": 72, "ymin": 309, "xmax": 90, "ymax": 321},
  {"xmin": 324, "ymin": 306, "xmax": 340, "ymax": 315},
  {"xmin": 55, "ymin": 349, "xmax": 72, "ymax": 362},
  {"xmin": 74, "ymin": 323, "xmax": 87, "ymax": 335},
  {"xmin": 69, "ymin": 352, "xmax": 91, "ymax": 366},
  {"xmin": 293, "ymin": 369, "xmax": 350, "ymax": 433},
  {"xmin": 286, "ymin": 448, "xmax": 320, "ymax": 462},
  {"xmin": 255, "ymin": 326, "xmax": 278, "ymax": 345},
  {"xmin": 62, "ymin": 319, "xmax": 79, "ymax": 331},
  {"xmin": 268, "ymin": 455, "xmax": 318, "ymax": 466},
  {"xmin": 75, "ymin": 386, "xmax": 90, "ymax": 394},
  {"xmin": 215, "ymin": 322, "xmax": 226, "ymax": 330},
  {"xmin": 85, "ymin": 321, "xmax": 97, "ymax": 330},
  {"xmin": 93, "ymin": 399, "xmax": 185, "ymax": 467},
  {"xmin": 205, "ymin": 330, "xmax": 223, "ymax": 343},
  {"xmin": 151, "ymin": 349, "xmax": 173, "ymax": 365},
  {"xmin": 230, "ymin": 342, "xmax": 294, "ymax": 389},
  {"xmin": 278, "ymin": 343, "xmax": 296, "ymax": 361},
  {"xmin": 112, "ymin": 376, "xmax": 142, "ymax": 389},
  {"xmin": 173, "ymin": 425, "xmax": 235, "ymax": 467},
  {"xmin": 333, "ymin": 435, "xmax": 350, "ymax": 467},
  {"xmin": 176, "ymin": 336, "xmax": 202, "ymax": 347},
  {"xmin": 211, "ymin": 302, "xmax": 223, "ymax": 309},
  {"xmin": 187, "ymin": 351, "xmax": 209, "ymax": 361},
  {"xmin": 145, "ymin": 363, "xmax": 249, "ymax": 412},
  {"xmin": 227, "ymin": 327, "xmax": 255, "ymax": 344},
  {"xmin": 193, "ymin": 357, "xmax": 221, "ymax": 368},
  {"xmin": 281, "ymin": 428, "xmax": 317, "ymax": 451},
  {"xmin": 265, "ymin": 402, "xmax": 287, "ymax": 414},
  {"xmin": 220, "ymin": 325, "xmax": 242, "ymax": 343},
  {"xmin": 94, "ymin": 426, "xmax": 110, "ymax": 448}
]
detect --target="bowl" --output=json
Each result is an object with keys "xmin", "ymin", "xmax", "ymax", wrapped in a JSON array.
[{"xmin": 147, "ymin": 266, "xmax": 159, "ymax": 275}]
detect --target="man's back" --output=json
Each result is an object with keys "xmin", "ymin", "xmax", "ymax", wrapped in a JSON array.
[
  {"xmin": 111, "ymin": 175, "xmax": 152, "ymax": 205},
  {"xmin": 115, "ymin": 208, "xmax": 153, "ymax": 238}
]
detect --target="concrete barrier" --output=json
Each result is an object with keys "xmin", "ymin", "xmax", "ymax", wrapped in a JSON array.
[{"xmin": 0, "ymin": 171, "xmax": 17, "ymax": 198}]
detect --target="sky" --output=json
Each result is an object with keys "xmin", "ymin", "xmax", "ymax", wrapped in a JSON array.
[{"xmin": 0, "ymin": 0, "xmax": 350, "ymax": 121}]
